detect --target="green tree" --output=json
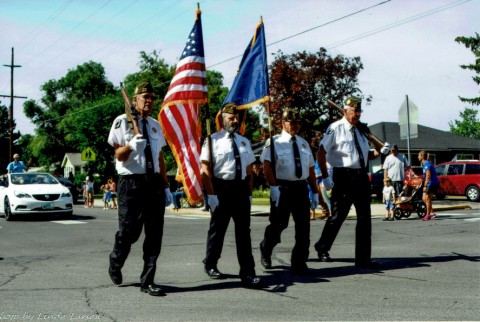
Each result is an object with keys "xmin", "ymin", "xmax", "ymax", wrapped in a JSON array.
[
  {"xmin": 449, "ymin": 108, "xmax": 480, "ymax": 140},
  {"xmin": 269, "ymin": 48, "xmax": 366, "ymax": 142},
  {"xmin": 455, "ymin": 33, "xmax": 480, "ymax": 106},
  {"xmin": 23, "ymin": 61, "xmax": 116, "ymax": 170},
  {"xmin": 0, "ymin": 103, "xmax": 21, "ymax": 173}
]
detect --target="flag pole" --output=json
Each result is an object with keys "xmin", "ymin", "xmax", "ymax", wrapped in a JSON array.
[{"xmin": 266, "ymin": 100, "xmax": 276, "ymax": 179}]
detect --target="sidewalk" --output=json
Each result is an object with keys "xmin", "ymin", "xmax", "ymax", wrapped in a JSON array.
[{"xmin": 165, "ymin": 200, "xmax": 473, "ymax": 218}]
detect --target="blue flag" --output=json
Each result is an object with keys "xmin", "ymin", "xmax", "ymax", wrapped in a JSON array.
[{"xmin": 216, "ymin": 19, "xmax": 270, "ymax": 133}]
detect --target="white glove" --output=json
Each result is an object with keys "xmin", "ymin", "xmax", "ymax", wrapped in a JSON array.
[
  {"xmin": 380, "ymin": 142, "xmax": 390, "ymax": 155},
  {"xmin": 207, "ymin": 195, "xmax": 219, "ymax": 212},
  {"xmin": 323, "ymin": 177, "xmax": 334, "ymax": 190},
  {"xmin": 164, "ymin": 188, "xmax": 173, "ymax": 207},
  {"xmin": 311, "ymin": 193, "xmax": 319, "ymax": 209},
  {"xmin": 128, "ymin": 134, "xmax": 147, "ymax": 152},
  {"xmin": 269, "ymin": 186, "xmax": 281, "ymax": 207}
]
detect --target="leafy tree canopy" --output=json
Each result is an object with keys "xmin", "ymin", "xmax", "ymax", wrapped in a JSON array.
[
  {"xmin": 23, "ymin": 61, "xmax": 116, "ymax": 171},
  {"xmin": 455, "ymin": 33, "xmax": 480, "ymax": 106},
  {"xmin": 449, "ymin": 108, "xmax": 480, "ymax": 140},
  {"xmin": 269, "ymin": 47, "xmax": 366, "ymax": 145}
]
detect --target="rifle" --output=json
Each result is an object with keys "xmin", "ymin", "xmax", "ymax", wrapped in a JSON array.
[
  {"xmin": 120, "ymin": 82, "xmax": 141, "ymax": 135},
  {"xmin": 327, "ymin": 99, "xmax": 385, "ymax": 151}
]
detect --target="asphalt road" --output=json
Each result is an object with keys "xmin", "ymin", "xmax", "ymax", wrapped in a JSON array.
[{"xmin": 0, "ymin": 201, "xmax": 479, "ymax": 321}]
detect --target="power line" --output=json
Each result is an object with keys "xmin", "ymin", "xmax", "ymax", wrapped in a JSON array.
[
  {"xmin": 326, "ymin": 0, "xmax": 472, "ymax": 49},
  {"xmin": 208, "ymin": 0, "xmax": 392, "ymax": 69},
  {"xmin": 18, "ymin": 0, "xmax": 74, "ymax": 52},
  {"xmin": 20, "ymin": 0, "xmax": 113, "ymax": 68}
]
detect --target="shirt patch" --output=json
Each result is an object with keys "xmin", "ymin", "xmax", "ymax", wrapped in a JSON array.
[
  {"xmin": 152, "ymin": 127, "xmax": 157, "ymax": 133},
  {"xmin": 114, "ymin": 119, "xmax": 122, "ymax": 129},
  {"xmin": 326, "ymin": 128, "xmax": 334, "ymax": 135},
  {"xmin": 302, "ymin": 143, "xmax": 307, "ymax": 149},
  {"xmin": 241, "ymin": 141, "xmax": 247, "ymax": 147}
]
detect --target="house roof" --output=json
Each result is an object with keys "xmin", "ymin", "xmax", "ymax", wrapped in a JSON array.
[
  {"xmin": 61, "ymin": 153, "xmax": 86, "ymax": 167},
  {"xmin": 369, "ymin": 122, "xmax": 480, "ymax": 152}
]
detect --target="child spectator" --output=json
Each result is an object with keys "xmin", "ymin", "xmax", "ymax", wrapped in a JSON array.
[
  {"xmin": 382, "ymin": 178, "xmax": 396, "ymax": 221},
  {"xmin": 101, "ymin": 183, "xmax": 111, "ymax": 210}
]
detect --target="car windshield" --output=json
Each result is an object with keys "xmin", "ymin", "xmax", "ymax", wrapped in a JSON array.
[{"xmin": 11, "ymin": 173, "xmax": 58, "ymax": 185}]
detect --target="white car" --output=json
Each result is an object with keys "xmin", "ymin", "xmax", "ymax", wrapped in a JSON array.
[{"xmin": 0, "ymin": 173, "xmax": 73, "ymax": 221}]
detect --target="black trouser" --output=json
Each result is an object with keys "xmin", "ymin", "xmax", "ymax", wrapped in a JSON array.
[
  {"xmin": 315, "ymin": 168, "xmax": 372, "ymax": 263},
  {"xmin": 260, "ymin": 180, "xmax": 310, "ymax": 267},
  {"xmin": 110, "ymin": 174, "xmax": 165, "ymax": 287},
  {"xmin": 392, "ymin": 181, "xmax": 403, "ymax": 196},
  {"xmin": 204, "ymin": 178, "xmax": 255, "ymax": 277}
]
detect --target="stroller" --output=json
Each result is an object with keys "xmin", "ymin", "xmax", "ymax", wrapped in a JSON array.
[{"xmin": 394, "ymin": 177, "xmax": 427, "ymax": 220}]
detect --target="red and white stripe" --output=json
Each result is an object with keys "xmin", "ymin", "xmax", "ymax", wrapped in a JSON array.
[{"xmin": 159, "ymin": 55, "xmax": 208, "ymax": 204}]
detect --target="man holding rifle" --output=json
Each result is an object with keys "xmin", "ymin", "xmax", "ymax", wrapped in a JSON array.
[
  {"xmin": 259, "ymin": 109, "xmax": 319, "ymax": 275},
  {"xmin": 314, "ymin": 96, "xmax": 388, "ymax": 269},
  {"xmin": 107, "ymin": 81, "xmax": 173, "ymax": 296}
]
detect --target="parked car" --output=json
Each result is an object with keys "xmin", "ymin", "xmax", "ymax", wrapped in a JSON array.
[
  {"xmin": 0, "ymin": 173, "xmax": 73, "ymax": 221},
  {"xmin": 435, "ymin": 161, "xmax": 480, "ymax": 202},
  {"xmin": 369, "ymin": 166, "xmax": 423, "ymax": 199}
]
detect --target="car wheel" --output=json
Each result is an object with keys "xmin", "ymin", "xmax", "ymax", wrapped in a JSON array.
[
  {"xmin": 417, "ymin": 202, "xmax": 426, "ymax": 218},
  {"xmin": 466, "ymin": 186, "xmax": 480, "ymax": 202},
  {"xmin": 4, "ymin": 197, "xmax": 13, "ymax": 221}
]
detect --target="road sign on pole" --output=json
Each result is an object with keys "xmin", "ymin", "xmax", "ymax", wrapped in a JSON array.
[
  {"xmin": 81, "ymin": 147, "xmax": 96, "ymax": 162},
  {"xmin": 398, "ymin": 95, "xmax": 419, "ymax": 163}
]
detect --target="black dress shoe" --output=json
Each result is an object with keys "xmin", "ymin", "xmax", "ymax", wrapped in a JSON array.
[
  {"xmin": 108, "ymin": 266, "xmax": 122, "ymax": 285},
  {"xmin": 318, "ymin": 251, "xmax": 334, "ymax": 262},
  {"xmin": 205, "ymin": 267, "xmax": 224, "ymax": 279},
  {"xmin": 241, "ymin": 275, "xmax": 262, "ymax": 288},
  {"xmin": 355, "ymin": 261, "xmax": 379, "ymax": 269},
  {"xmin": 140, "ymin": 284, "xmax": 166, "ymax": 296},
  {"xmin": 259, "ymin": 243, "xmax": 272, "ymax": 269}
]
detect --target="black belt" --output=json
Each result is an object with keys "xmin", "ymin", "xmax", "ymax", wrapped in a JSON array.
[
  {"xmin": 119, "ymin": 173, "xmax": 160, "ymax": 179},
  {"xmin": 276, "ymin": 179, "xmax": 306, "ymax": 187},
  {"xmin": 333, "ymin": 167, "xmax": 366, "ymax": 175},
  {"xmin": 212, "ymin": 177, "xmax": 248, "ymax": 189}
]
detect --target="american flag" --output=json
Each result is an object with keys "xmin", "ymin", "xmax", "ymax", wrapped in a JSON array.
[{"xmin": 159, "ymin": 8, "xmax": 208, "ymax": 205}]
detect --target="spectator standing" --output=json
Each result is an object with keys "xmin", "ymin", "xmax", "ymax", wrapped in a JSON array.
[
  {"xmin": 6, "ymin": 154, "xmax": 29, "ymax": 173},
  {"xmin": 382, "ymin": 178, "xmax": 396, "ymax": 221},
  {"xmin": 383, "ymin": 144, "xmax": 414, "ymax": 196},
  {"xmin": 85, "ymin": 176, "xmax": 94, "ymax": 208},
  {"xmin": 259, "ymin": 108, "xmax": 319, "ymax": 275},
  {"xmin": 101, "ymin": 183, "xmax": 111, "ymax": 210},
  {"xmin": 107, "ymin": 81, "xmax": 173, "ymax": 296},
  {"xmin": 418, "ymin": 150, "xmax": 440, "ymax": 221},
  {"xmin": 108, "ymin": 178, "xmax": 117, "ymax": 209}
]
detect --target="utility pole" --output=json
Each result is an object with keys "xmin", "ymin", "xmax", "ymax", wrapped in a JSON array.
[{"xmin": 1, "ymin": 47, "xmax": 27, "ymax": 161}]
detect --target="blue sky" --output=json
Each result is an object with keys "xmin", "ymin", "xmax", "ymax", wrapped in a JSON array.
[{"xmin": 1, "ymin": 0, "xmax": 479, "ymax": 135}]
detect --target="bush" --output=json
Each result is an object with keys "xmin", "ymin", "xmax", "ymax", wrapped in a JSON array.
[{"xmin": 252, "ymin": 188, "xmax": 269, "ymax": 198}]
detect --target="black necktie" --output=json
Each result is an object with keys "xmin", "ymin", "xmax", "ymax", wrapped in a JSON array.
[
  {"xmin": 229, "ymin": 133, "xmax": 242, "ymax": 180},
  {"xmin": 142, "ymin": 119, "xmax": 154, "ymax": 175},
  {"xmin": 351, "ymin": 126, "xmax": 365, "ymax": 169},
  {"xmin": 292, "ymin": 136, "xmax": 302, "ymax": 178}
]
